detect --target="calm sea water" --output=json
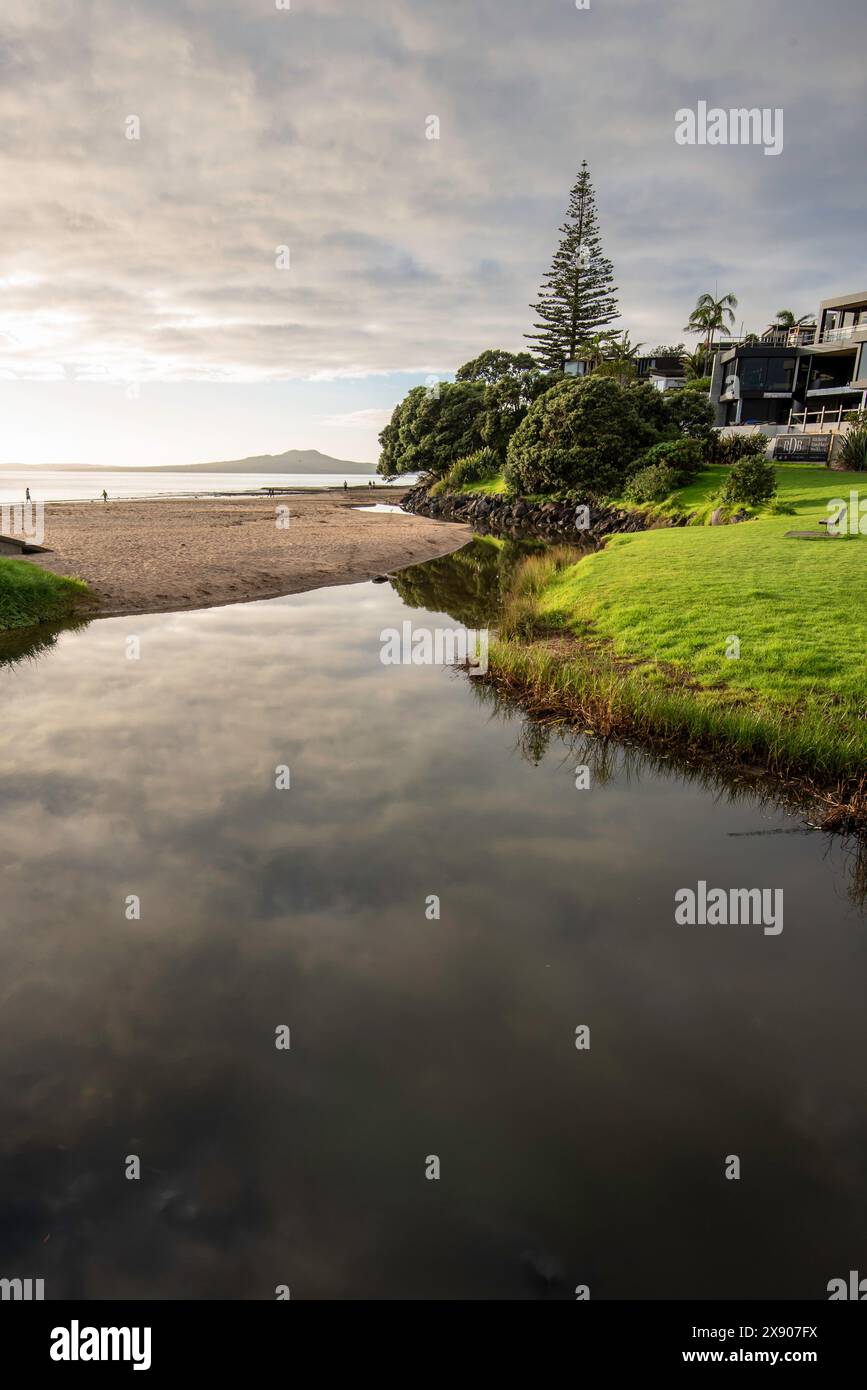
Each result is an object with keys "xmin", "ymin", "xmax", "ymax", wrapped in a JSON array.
[
  {"xmin": 0, "ymin": 541, "xmax": 865, "ymax": 1299},
  {"xmin": 0, "ymin": 467, "xmax": 387, "ymax": 505}
]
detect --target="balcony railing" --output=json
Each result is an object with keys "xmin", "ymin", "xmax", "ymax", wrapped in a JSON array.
[
  {"xmin": 787, "ymin": 405, "xmax": 861, "ymax": 428},
  {"xmin": 759, "ymin": 328, "xmax": 816, "ymax": 347},
  {"xmin": 819, "ymin": 325, "xmax": 862, "ymax": 344}
]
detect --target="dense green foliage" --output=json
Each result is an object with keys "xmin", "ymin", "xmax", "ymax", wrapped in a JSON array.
[
  {"xmin": 377, "ymin": 380, "xmax": 486, "ymax": 477},
  {"xmin": 664, "ymin": 389, "xmax": 714, "ymax": 440},
  {"xmin": 478, "ymin": 366, "xmax": 557, "ymax": 460},
  {"xmin": 455, "ymin": 349, "xmax": 538, "ymax": 384},
  {"xmin": 505, "ymin": 377, "xmax": 661, "ymax": 496},
  {"xmin": 624, "ymin": 380, "xmax": 672, "ymax": 435},
  {"xmin": 377, "ymin": 350, "xmax": 559, "ymax": 477}
]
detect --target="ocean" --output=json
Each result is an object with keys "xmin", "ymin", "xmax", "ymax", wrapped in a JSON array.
[{"xmin": 0, "ymin": 467, "xmax": 387, "ymax": 506}]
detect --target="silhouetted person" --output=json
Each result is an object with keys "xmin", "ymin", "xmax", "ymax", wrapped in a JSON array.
[
  {"xmin": 343, "ymin": 480, "xmax": 348, "ymax": 491},
  {"xmin": 25, "ymin": 487, "xmax": 31, "ymax": 502},
  {"xmin": 102, "ymin": 489, "xmax": 108, "ymax": 503}
]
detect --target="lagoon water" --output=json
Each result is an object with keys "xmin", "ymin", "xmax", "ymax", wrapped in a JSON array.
[{"xmin": 1, "ymin": 541, "xmax": 865, "ymax": 1299}]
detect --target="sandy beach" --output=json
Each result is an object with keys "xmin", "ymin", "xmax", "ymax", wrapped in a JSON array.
[{"xmin": 27, "ymin": 488, "xmax": 472, "ymax": 619}]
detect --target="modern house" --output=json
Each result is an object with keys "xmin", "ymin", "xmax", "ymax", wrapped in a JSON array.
[
  {"xmin": 636, "ymin": 353, "xmax": 685, "ymax": 391},
  {"xmin": 710, "ymin": 290, "xmax": 867, "ymax": 429},
  {"xmin": 759, "ymin": 320, "xmax": 816, "ymax": 348}
]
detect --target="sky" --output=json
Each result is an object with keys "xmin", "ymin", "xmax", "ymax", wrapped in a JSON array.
[{"xmin": 0, "ymin": 0, "xmax": 865, "ymax": 467}]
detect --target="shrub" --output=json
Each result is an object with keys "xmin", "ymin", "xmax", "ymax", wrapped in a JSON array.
[
  {"xmin": 635, "ymin": 438, "xmax": 704, "ymax": 483},
  {"xmin": 624, "ymin": 463, "xmax": 679, "ymax": 504},
  {"xmin": 703, "ymin": 431, "xmax": 768, "ymax": 466},
  {"xmin": 664, "ymin": 389, "xmax": 715, "ymax": 440},
  {"xmin": 720, "ymin": 455, "xmax": 777, "ymax": 508},
  {"xmin": 505, "ymin": 376, "xmax": 659, "ymax": 496},
  {"xmin": 838, "ymin": 423, "xmax": 867, "ymax": 471},
  {"xmin": 445, "ymin": 447, "xmax": 501, "ymax": 489}
]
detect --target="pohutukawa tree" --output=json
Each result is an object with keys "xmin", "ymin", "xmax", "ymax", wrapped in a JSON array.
[{"xmin": 526, "ymin": 160, "xmax": 619, "ymax": 369}]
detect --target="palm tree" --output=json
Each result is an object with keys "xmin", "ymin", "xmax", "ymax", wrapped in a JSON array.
[
  {"xmin": 591, "ymin": 331, "xmax": 645, "ymax": 384},
  {"xmin": 576, "ymin": 330, "xmax": 619, "ymax": 370},
  {"xmin": 765, "ymin": 309, "xmax": 816, "ymax": 343},
  {"xmin": 682, "ymin": 346, "xmax": 708, "ymax": 381},
  {"xmin": 684, "ymin": 291, "xmax": 739, "ymax": 354},
  {"xmin": 611, "ymin": 330, "xmax": 644, "ymax": 363}
]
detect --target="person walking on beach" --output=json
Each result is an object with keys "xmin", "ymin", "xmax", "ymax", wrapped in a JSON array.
[
  {"xmin": 25, "ymin": 487, "xmax": 31, "ymax": 502},
  {"xmin": 102, "ymin": 489, "xmax": 108, "ymax": 503},
  {"xmin": 343, "ymin": 480, "xmax": 348, "ymax": 491}
]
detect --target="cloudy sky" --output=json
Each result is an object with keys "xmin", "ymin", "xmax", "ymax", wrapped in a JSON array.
[{"xmin": 1, "ymin": 0, "xmax": 864, "ymax": 466}]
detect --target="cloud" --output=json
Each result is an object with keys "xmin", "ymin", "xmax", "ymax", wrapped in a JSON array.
[
  {"xmin": 318, "ymin": 406, "xmax": 393, "ymax": 430},
  {"xmin": 0, "ymin": 0, "xmax": 865, "ymax": 384}
]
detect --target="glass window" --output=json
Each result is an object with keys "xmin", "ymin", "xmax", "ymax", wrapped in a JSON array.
[
  {"xmin": 766, "ymin": 357, "xmax": 796, "ymax": 391},
  {"xmin": 739, "ymin": 357, "xmax": 767, "ymax": 390}
]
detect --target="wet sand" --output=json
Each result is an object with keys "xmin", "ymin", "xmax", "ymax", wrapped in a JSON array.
[{"xmin": 28, "ymin": 488, "xmax": 471, "ymax": 619}]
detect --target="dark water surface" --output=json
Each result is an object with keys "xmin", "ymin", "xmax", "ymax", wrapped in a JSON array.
[{"xmin": 1, "ymin": 540, "xmax": 865, "ymax": 1299}]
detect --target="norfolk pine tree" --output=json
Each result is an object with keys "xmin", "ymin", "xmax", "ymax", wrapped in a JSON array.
[{"xmin": 526, "ymin": 161, "xmax": 619, "ymax": 369}]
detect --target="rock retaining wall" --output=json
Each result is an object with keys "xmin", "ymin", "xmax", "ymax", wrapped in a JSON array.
[{"xmin": 401, "ymin": 482, "xmax": 684, "ymax": 540}]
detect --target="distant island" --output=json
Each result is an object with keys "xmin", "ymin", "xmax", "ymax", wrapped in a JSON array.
[
  {"xmin": 15, "ymin": 449, "xmax": 374, "ymax": 475},
  {"xmin": 148, "ymin": 448, "xmax": 374, "ymax": 474}
]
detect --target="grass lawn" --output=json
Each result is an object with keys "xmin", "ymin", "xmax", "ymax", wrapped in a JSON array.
[
  {"xmin": 0, "ymin": 558, "xmax": 88, "ymax": 632},
  {"xmin": 489, "ymin": 464, "xmax": 867, "ymax": 779},
  {"xmin": 454, "ymin": 473, "xmax": 508, "ymax": 496}
]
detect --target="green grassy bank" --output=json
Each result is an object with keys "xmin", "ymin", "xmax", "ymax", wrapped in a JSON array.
[
  {"xmin": 0, "ymin": 558, "xmax": 88, "ymax": 633},
  {"xmin": 487, "ymin": 464, "xmax": 867, "ymax": 797}
]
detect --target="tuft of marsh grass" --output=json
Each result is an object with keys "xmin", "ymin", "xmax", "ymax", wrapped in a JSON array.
[
  {"xmin": 497, "ymin": 547, "xmax": 579, "ymax": 640},
  {"xmin": 487, "ymin": 632, "xmax": 865, "ymax": 776}
]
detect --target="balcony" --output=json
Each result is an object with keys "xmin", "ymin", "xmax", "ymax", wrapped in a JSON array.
[
  {"xmin": 760, "ymin": 327, "xmax": 816, "ymax": 347},
  {"xmin": 805, "ymin": 385, "xmax": 862, "ymax": 398},
  {"xmin": 819, "ymin": 326, "xmax": 859, "ymax": 344}
]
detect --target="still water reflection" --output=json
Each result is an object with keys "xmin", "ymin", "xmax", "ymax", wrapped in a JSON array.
[{"xmin": 0, "ymin": 541, "xmax": 865, "ymax": 1299}]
